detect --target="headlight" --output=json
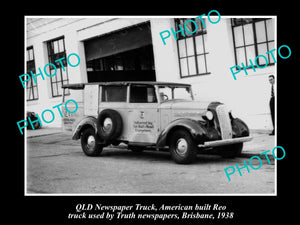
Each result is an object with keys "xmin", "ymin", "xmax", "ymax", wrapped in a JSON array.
[{"xmin": 205, "ymin": 110, "xmax": 214, "ymax": 120}]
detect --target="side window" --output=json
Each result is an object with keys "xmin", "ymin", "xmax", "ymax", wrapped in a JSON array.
[
  {"xmin": 101, "ymin": 85, "xmax": 127, "ymax": 102},
  {"xmin": 130, "ymin": 85, "xmax": 157, "ymax": 103}
]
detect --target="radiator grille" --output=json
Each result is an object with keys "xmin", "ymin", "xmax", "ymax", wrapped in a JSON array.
[{"xmin": 216, "ymin": 105, "xmax": 232, "ymax": 139}]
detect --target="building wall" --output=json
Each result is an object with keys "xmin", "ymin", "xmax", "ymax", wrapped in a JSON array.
[
  {"xmin": 26, "ymin": 17, "xmax": 275, "ymax": 130},
  {"xmin": 150, "ymin": 17, "xmax": 275, "ymax": 130}
]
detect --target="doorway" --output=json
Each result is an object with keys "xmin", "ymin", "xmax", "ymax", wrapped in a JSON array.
[{"xmin": 84, "ymin": 22, "xmax": 156, "ymax": 82}]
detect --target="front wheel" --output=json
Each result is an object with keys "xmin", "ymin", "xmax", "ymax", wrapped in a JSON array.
[
  {"xmin": 81, "ymin": 128, "xmax": 103, "ymax": 156},
  {"xmin": 169, "ymin": 129, "xmax": 197, "ymax": 164}
]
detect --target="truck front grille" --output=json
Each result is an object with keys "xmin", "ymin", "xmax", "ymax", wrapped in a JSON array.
[{"xmin": 216, "ymin": 105, "xmax": 232, "ymax": 139}]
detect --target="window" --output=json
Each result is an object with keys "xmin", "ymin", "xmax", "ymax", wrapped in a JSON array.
[
  {"xmin": 231, "ymin": 18, "xmax": 275, "ymax": 67},
  {"xmin": 175, "ymin": 18, "xmax": 210, "ymax": 77},
  {"xmin": 130, "ymin": 85, "xmax": 157, "ymax": 103},
  {"xmin": 46, "ymin": 37, "xmax": 69, "ymax": 97},
  {"xmin": 101, "ymin": 85, "xmax": 127, "ymax": 102},
  {"xmin": 26, "ymin": 46, "xmax": 38, "ymax": 101},
  {"xmin": 158, "ymin": 86, "xmax": 193, "ymax": 101}
]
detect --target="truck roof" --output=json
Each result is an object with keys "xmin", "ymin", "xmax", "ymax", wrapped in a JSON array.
[{"xmin": 62, "ymin": 81, "xmax": 191, "ymax": 89}]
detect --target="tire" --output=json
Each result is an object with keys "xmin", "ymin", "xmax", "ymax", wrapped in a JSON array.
[
  {"xmin": 97, "ymin": 109, "xmax": 123, "ymax": 141},
  {"xmin": 219, "ymin": 143, "xmax": 243, "ymax": 158},
  {"xmin": 169, "ymin": 129, "xmax": 197, "ymax": 164},
  {"xmin": 81, "ymin": 127, "xmax": 103, "ymax": 156}
]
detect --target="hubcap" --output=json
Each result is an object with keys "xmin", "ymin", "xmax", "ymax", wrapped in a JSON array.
[
  {"xmin": 103, "ymin": 117, "xmax": 113, "ymax": 132},
  {"xmin": 87, "ymin": 135, "xmax": 95, "ymax": 149},
  {"xmin": 176, "ymin": 138, "xmax": 188, "ymax": 155}
]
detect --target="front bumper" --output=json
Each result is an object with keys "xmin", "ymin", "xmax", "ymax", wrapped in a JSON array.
[{"xmin": 198, "ymin": 136, "xmax": 252, "ymax": 148}]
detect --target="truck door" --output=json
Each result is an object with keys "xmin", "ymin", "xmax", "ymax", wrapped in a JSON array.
[
  {"xmin": 84, "ymin": 84, "xmax": 99, "ymax": 116},
  {"xmin": 127, "ymin": 84, "xmax": 159, "ymax": 144}
]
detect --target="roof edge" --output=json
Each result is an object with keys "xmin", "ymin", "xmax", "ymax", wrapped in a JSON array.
[{"xmin": 62, "ymin": 81, "xmax": 191, "ymax": 89}]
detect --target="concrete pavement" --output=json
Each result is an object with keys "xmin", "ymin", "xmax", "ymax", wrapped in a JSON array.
[
  {"xmin": 26, "ymin": 127, "xmax": 62, "ymax": 138},
  {"xmin": 26, "ymin": 130, "xmax": 275, "ymax": 194}
]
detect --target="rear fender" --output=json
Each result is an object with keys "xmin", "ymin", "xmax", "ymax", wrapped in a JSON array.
[
  {"xmin": 156, "ymin": 118, "xmax": 208, "ymax": 148},
  {"xmin": 72, "ymin": 116, "xmax": 97, "ymax": 140}
]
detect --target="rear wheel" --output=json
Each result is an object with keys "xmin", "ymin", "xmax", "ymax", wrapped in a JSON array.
[
  {"xmin": 169, "ymin": 129, "xmax": 197, "ymax": 164},
  {"xmin": 81, "ymin": 127, "xmax": 103, "ymax": 156}
]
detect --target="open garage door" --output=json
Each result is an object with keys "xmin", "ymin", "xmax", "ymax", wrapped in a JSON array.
[{"xmin": 84, "ymin": 22, "xmax": 156, "ymax": 82}]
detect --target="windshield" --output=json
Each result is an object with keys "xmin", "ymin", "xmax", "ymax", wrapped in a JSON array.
[{"xmin": 158, "ymin": 86, "xmax": 193, "ymax": 102}]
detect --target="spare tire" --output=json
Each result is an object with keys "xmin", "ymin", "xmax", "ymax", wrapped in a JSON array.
[{"xmin": 97, "ymin": 109, "xmax": 123, "ymax": 141}]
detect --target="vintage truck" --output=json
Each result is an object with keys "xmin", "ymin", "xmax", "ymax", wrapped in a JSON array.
[{"xmin": 62, "ymin": 81, "xmax": 252, "ymax": 164}]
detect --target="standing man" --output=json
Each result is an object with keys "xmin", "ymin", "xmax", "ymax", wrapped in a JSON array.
[{"xmin": 268, "ymin": 75, "xmax": 275, "ymax": 135}]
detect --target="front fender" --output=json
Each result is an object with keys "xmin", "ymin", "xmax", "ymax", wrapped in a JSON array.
[
  {"xmin": 156, "ymin": 118, "xmax": 209, "ymax": 148},
  {"xmin": 72, "ymin": 116, "xmax": 97, "ymax": 140},
  {"xmin": 231, "ymin": 117, "xmax": 250, "ymax": 137}
]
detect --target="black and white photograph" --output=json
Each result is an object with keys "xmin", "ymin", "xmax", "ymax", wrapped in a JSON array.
[
  {"xmin": 14, "ymin": 8, "xmax": 296, "ymax": 224},
  {"xmin": 24, "ymin": 15, "xmax": 277, "ymax": 195}
]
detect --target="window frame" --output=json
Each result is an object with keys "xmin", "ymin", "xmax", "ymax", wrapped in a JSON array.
[
  {"xmin": 174, "ymin": 18, "xmax": 210, "ymax": 78},
  {"xmin": 46, "ymin": 36, "xmax": 70, "ymax": 97},
  {"xmin": 129, "ymin": 84, "xmax": 158, "ymax": 103},
  {"xmin": 26, "ymin": 46, "xmax": 39, "ymax": 101},
  {"xmin": 231, "ymin": 18, "xmax": 275, "ymax": 69},
  {"xmin": 101, "ymin": 85, "xmax": 128, "ymax": 102}
]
